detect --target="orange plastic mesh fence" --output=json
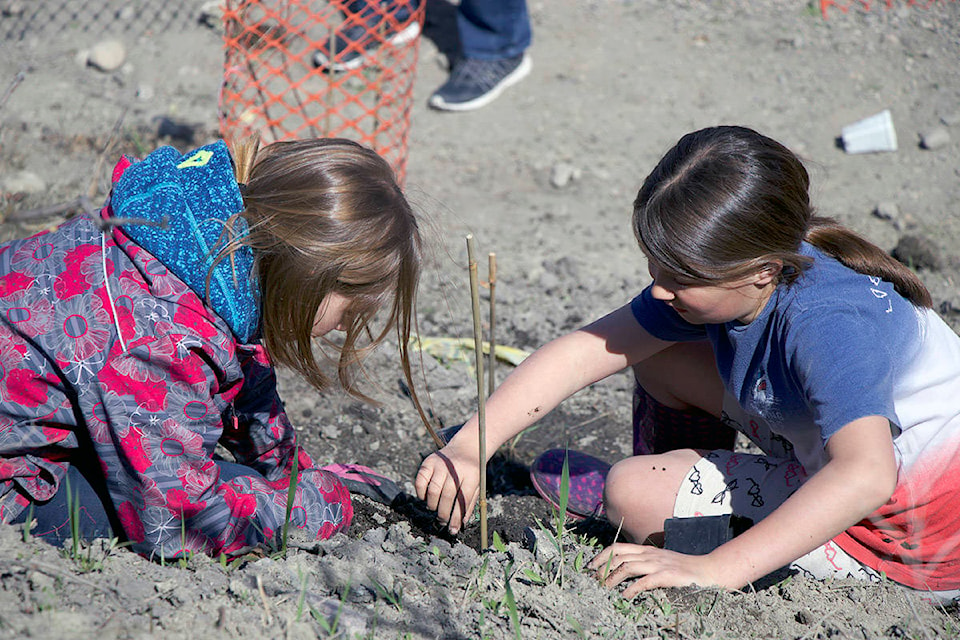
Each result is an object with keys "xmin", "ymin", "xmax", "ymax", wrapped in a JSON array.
[
  {"xmin": 220, "ymin": 0, "xmax": 423, "ymax": 183},
  {"xmin": 819, "ymin": 0, "xmax": 955, "ymax": 18}
]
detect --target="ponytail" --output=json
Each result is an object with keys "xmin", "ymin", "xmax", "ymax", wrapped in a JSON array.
[
  {"xmin": 805, "ymin": 216, "xmax": 932, "ymax": 308},
  {"xmin": 230, "ymin": 134, "xmax": 260, "ymax": 186}
]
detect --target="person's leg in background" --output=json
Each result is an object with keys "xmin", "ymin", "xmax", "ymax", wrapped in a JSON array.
[
  {"xmin": 428, "ymin": 0, "xmax": 532, "ymax": 111},
  {"xmin": 314, "ymin": 0, "xmax": 422, "ymax": 72}
]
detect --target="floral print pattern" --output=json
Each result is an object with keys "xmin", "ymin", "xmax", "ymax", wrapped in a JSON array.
[{"xmin": 0, "ymin": 174, "xmax": 351, "ymax": 559}]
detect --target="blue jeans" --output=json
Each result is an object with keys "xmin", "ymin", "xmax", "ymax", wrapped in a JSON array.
[
  {"xmin": 457, "ymin": 0, "xmax": 531, "ymax": 60},
  {"xmin": 344, "ymin": 0, "xmax": 531, "ymax": 60},
  {"xmin": 10, "ymin": 462, "xmax": 264, "ymax": 547}
]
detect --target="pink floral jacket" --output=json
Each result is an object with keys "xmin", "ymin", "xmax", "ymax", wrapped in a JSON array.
[{"xmin": 0, "ymin": 142, "xmax": 351, "ymax": 558}]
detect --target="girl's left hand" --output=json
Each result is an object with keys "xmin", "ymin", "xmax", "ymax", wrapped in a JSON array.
[{"xmin": 587, "ymin": 542, "xmax": 724, "ymax": 599}]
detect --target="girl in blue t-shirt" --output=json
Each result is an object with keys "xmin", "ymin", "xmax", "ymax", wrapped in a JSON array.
[{"xmin": 415, "ymin": 126, "xmax": 960, "ymax": 603}]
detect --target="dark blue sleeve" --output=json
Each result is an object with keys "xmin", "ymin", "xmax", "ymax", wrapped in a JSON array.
[{"xmin": 630, "ymin": 286, "xmax": 709, "ymax": 342}]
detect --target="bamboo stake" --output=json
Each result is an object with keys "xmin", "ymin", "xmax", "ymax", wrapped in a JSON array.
[
  {"xmin": 466, "ymin": 235, "xmax": 488, "ymax": 549},
  {"xmin": 487, "ymin": 252, "xmax": 497, "ymax": 398}
]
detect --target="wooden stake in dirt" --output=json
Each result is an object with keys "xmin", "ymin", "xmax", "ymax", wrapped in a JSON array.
[
  {"xmin": 466, "ymin": 235, "xmax": 488, "ymax": 549},
  {"xmin": 487, "ymin": 252, "xmax": 497, "ymax": 398}
]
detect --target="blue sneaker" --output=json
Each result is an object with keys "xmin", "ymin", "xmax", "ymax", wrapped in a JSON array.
[
  {"xmin": 313, "ymin": 8, "xmax": 421, "ymax": 72},
  {"xmin": 428, "ymin": 53, "xmax": 532, "ymax": 112}
]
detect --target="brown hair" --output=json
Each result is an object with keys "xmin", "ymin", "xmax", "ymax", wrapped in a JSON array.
[
  {"xmin": 632, "ymin": 126, "xmax": 931, "ymax": 307},
  {"xmin": 224, "ymin": 136, "xmax": 427, "ymax": 415}
]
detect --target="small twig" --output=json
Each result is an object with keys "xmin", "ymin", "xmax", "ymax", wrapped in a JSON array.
[
  {"xmin": 87, "ymin": 108, "xmax": 128, "ymax": 200},
  {"xmin": 5, "ymin": 197, "xmax": 86, "ymax": 222},
  {"xmin": 903, "ymin": 592, "xmax": 935, "ymax": 640},
  {"xmin": 487, "ymin": 252, "xmax": 497, "ymax": 399},
  {"xmin": 256, "ymin": 574, "xmax": 273, "ymax": 625},
  {"xmin": 570, "ymin": 410, "xmax": 614, "ymax": 431},
  {"xmin": 466, "ymin": 234, "xmax": 488, "ymax": 550},
  {"xmin": 96, "ymin": 612, "xmax": 117, "ymax": 631},
  {"xmin": 0, "ymin": 70, "xmax": 26, "ymax": 113}
]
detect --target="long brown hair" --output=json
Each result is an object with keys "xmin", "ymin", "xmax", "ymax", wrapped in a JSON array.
[
  {"xmin": 224, "ymin": 136, "xmax": 426, "ymax": 412},
  {"xmin": 633, "ymin": 126, "xmax": 931, "ymax": 307}
]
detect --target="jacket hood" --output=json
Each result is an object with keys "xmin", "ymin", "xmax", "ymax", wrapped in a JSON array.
[{"xmin": 109, "ymin": 140, "xmax": 259, "ymax": 342}]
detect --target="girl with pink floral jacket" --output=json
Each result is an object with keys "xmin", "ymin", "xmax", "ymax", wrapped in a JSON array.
[{"xmin": 0, "ymin": 137, "xmax": 424, "ymax": 560}]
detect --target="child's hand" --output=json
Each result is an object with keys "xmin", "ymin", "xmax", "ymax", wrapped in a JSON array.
[
  {"xmin": 587, "ymin": 542, "xmax": 725, "ymax": 598},
  {"xmin": 415, "ymin": 438, "xmax": 482, "ymax": 535}
]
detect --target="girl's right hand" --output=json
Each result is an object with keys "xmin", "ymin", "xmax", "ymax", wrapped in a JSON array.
[{"xmin": 415, "ymin": 437, "xmax": 481, "ymax": 534}]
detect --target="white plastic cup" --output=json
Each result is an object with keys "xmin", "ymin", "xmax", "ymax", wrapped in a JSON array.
[{"xmin": 841, "ymin": 109, "xmax": 898, "ymax": 154}]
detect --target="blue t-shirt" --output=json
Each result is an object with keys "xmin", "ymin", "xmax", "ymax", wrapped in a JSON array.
[
  {"xmin": 631, "ymin": 242, "xmax": 922, "ymax": 471},
  {"xmin": 634, "ymin": 242, "xmax": 960, "ymax": 586}
]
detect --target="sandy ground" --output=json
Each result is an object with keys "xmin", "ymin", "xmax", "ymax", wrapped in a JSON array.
[{"xmin": 2, "ymin": 0, "xmax": 960, "ymax": 638}]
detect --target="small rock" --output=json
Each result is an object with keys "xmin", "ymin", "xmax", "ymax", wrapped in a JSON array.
[
  {"xmin": 919, "ymin": 126, "xmax": 950, "ymax": 150},
  {"xmin": 549, "ymin": 162, "xmax": 580, "ymax": 189},
  {"xmin": 309, "ymin": 597, "xmax": 369, "ymax": 636},
  {"xmin": 87, "ymin": 39, "xmax": 127, "ymax": 72},
  {"xmin": 523, "ymin": 526, "xmax": 559, "ymax": 563},
  {"xmin": 891, "ymin": 235, "xmax": 943, "ymax": 271},
  {"xmin": 28, "ymin": 571, "xmax": 54, "ymax": 592},
  {"xmin": 2, "ymin": 1, "xmax": 25, "ymax": 17},
  {"xmin": 322, "ymin": 425, "xmax": 340, "ymax": 439},
  {"xmin": 154, "ymin": 580, "xmax": 177, "ymax": 594},
  {"xmin": 362, "ymin": 528, "xmax": 386, "ymax": 545},
  {"xmin": 1, "ymin": 170, "xmax": 46, "ymax": 194},
  {"xmin": 380, "ymin": 538, "xmax": 397, "ymax": 553},
  {"xmin": 872, "ymin": 201, "xmax": 900, "ymax": 223},
  {"xmin": 227, "ymin": 578, "xmax": 253, "ymax": 599},
  {"xmin": 199, "ymin": 1, "xmax": 225, "ymax": 32}
]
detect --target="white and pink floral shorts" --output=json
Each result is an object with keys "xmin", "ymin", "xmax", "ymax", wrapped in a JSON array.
[{"xmin": 673, "ymin": 396, "xmax": 960, "ymax": 605}]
